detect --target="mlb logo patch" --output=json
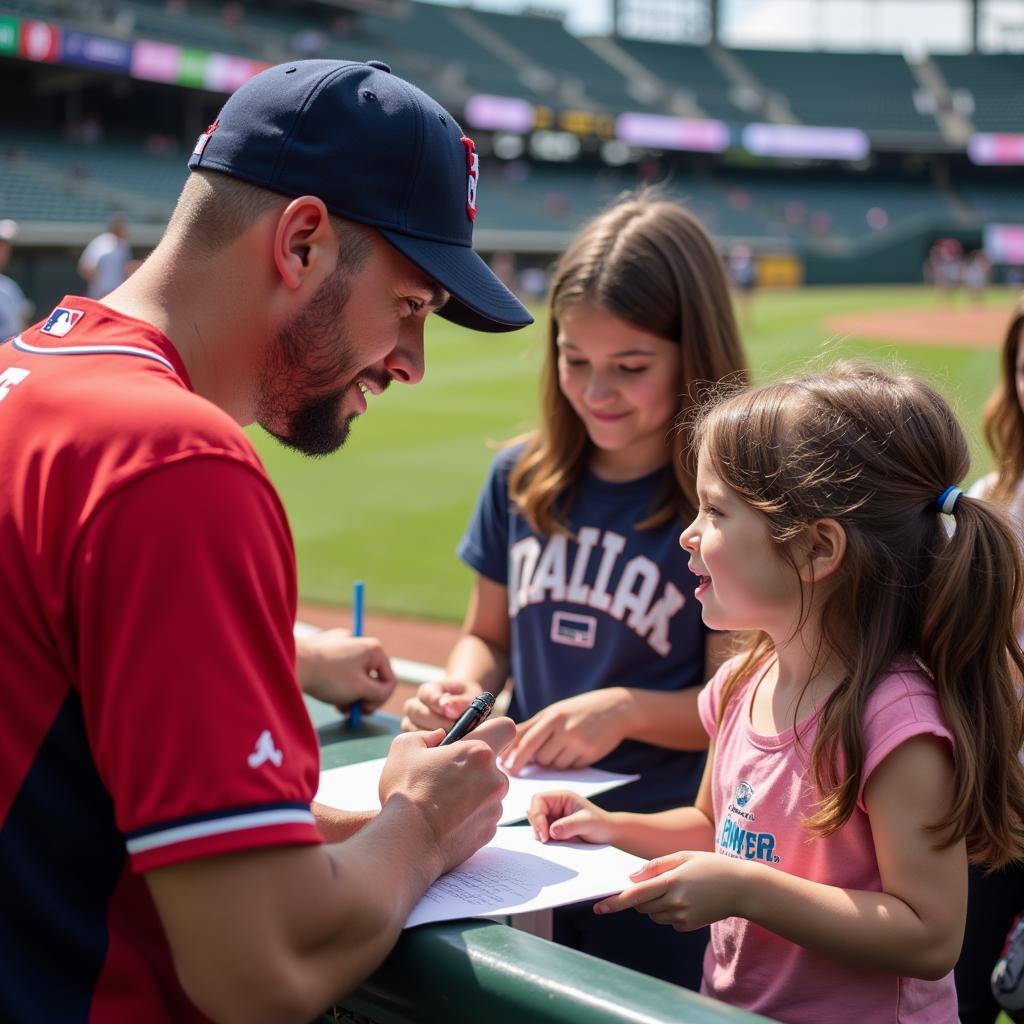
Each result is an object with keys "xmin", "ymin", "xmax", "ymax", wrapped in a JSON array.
[
  {"xmin": 41, "ymin": 307, "xmax": 85, "ymax": 337},
  {"xmin": 550, "ymin": 611, "xmax": 596, "ymax": 649}
]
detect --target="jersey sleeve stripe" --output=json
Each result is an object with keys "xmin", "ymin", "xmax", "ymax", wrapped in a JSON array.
[
  {"xmin": 125, "ymin": 807, "xmax": 316, "ymax": 855},
  {"xmin": 124, "ymin": 800, "xmax": 313, "ymax": 838}
]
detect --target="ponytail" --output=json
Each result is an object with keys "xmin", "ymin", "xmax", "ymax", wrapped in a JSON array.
[{"xmin": 921, "ymin": 493, "xmax": 1024, "ymax": 866}]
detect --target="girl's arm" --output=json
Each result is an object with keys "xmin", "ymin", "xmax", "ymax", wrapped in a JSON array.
[
  {"xmin": 597, "ymin": 632, "xmax": 733, "ymax": 752},
  {"xmin": 739, "ymin": 734, "xmax": 966, "ymax": 978},
  {"xmin": 527, "ymin": 742, "xmax": 718, "ymax": 860},
  {"xmin": 597, "ymin": 735, "xmax": 966, "ymax": 981},
  {"xmin": 402, "ymin": 575, "xmax": 511, "ymax": 731}
]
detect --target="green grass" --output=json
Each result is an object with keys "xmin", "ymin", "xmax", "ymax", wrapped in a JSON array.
[{"xmin": 250, "ymin": 285, "xmax": 1014, "ymax": 621}]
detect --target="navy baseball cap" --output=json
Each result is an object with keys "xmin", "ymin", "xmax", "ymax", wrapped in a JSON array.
[{"xmin": 188, "ymin": 59, "xmax": 532, "ymax": 333}]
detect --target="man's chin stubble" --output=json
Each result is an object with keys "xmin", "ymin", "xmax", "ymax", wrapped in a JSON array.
[{"xmin": 262, "ymin": 398, "xmax": 355, "ymax": 458}]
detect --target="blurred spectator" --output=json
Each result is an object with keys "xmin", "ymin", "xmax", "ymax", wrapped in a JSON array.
[
  {"xmin": 490, "ymin": 250, "xmax": 517, "ymax": 293},
  {"xmin": 221, "ymin": 1, "xmax": 244, "ymax": 27},
  {"xmin": 80, "ymin": 113, "xmax": 104, "ymax": 146},
  {"xmin": 292, "ymin": 27, "xmax": 327, "ymax": 57},
  {"xmin": 78, "ymin": 214, "xmax": 131, "ymax": 299},
  {"xmin": 963, "ymin": 250, "xmax": 991, "ymax": 305},
  {"xmin": 866, "ymin": 206, "xmax": 889, "ymax": 231},
  {"xmin": 519, "ymin": 265, "xmax": 549, "ymax": 303},
  {"xmin": 928, "ymin": 238, "xmax": 963, "ymax": 302},
  {"xmin": 144, "ymin": 132, "xmax": 177, "ymax": 154},
  {"xmin": 544, "ymin": 191, "xmax": 569, "ymax": 216},
  {"xmin": 727, "ymin": 243, "xmax": 757, "ymax": 325},
  {"xmin": 810, "ymin": 210, "xmax": 833, "ymax": 236},
  {"xmin": 784, "ymin": 201, "xmax": 807, "ymax": 226},
  {"xmin": 991, "ymin": 917, "xmax": 1024, "ymax": 1023},
  {"xmin": 954, "ymin": 301, "xmax": 1024, "ymax": 1024},
  {"xmin": 0, "ymin": 220, "xmax": 32, "ymax": 343}
]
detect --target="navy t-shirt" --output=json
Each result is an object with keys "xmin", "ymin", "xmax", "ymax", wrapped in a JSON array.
[{"xmin": 458, "ymin": 446, "xmax": 708, "ymax": 812}]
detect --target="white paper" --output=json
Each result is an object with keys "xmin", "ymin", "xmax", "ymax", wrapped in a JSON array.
[
  {"xmin": 315, "ymin": 758, "xmax": 638, "ymax": 826},
  {"xmin": 404, "ymin": 826, "xmax": 645, "ymax": 928}
]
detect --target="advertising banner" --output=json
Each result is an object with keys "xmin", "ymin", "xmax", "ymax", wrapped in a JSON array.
[
  {"xmin": 19, "ymin": 19, "xmax": 60, "ymax": 63},
  {"xmin": 62, "ymin": 30, "xmax": 132, "ymax": 73}
]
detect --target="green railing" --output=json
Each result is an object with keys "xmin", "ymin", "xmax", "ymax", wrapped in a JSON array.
[{"xmin": 308, "ymin": 697, "xmax": 775, "ymax": 1024}]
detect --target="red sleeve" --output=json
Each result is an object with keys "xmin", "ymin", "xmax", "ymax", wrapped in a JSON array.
[{"xmin": 71, "ymin": 455, "xmax": 322, "ymax": 873}]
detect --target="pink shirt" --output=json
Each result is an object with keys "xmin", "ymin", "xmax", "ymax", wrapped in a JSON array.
[{"xmin": 697, "ymin": 658, "xmax": 957, "ymax": 1024}]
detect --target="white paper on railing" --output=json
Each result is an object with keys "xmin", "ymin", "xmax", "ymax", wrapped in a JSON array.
[
  {"xmin": 405, "ymin": 825, "xmax": 645, "ymax": 928},
  {"xmin": 315, "ymin": 758, "xmax": 639, "ymax": 826}
]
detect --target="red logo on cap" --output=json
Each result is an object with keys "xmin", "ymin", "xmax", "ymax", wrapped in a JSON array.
[
  {"xmin": 192, "ymin": 119, "xmax": 219, "ymax": 159},
  {"xmin": 461, "ymin": 136, "xmax": 479, "ymax": 222}
]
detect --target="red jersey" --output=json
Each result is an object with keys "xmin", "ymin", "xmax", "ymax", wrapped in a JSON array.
[{"xmin": 0, "ymin": 298, "xmax": 322, "ymax": 1022}]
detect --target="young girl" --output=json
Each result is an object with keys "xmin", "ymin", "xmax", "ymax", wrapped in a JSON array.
[
  {"xmin": 402, "ymin": 195, "xmax": 748, "ymax": 987},
  {"xmin": 529, "ymin": 362, "xmax": 1024, "ymax": 1023},
  {"xmin": 956, "ymin": 299, "xmax": 1024, "ymax": 1024}
]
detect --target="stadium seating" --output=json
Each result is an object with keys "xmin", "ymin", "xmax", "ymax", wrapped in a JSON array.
[
  {"xmin": 933, "ymin": 54, "xmax": 1024, "ymax": 132},
  {"xmin": 615, "ymin": 40, "xmax": 746, "ymax": 122},
  {"xmin": 1, "ymin": 133, "xmax": 185, "ymax": 223},
  {"xmin": 466, "ymin": 8, "xmax": 632, "ymax": 110},
  {"xmin": 358, "ymin": 4, "xmax": 523, "ymax": 103},
  {"xmin": 733, "ymin": 49, "xmax": 939, "ymax": 139},
  {"xmin": 472, "ymin": 162, "xmax": 964, "ymax": 247},
  {"xmin": 3, "ymin": 0, "xmax": 1024, "ymax": 272},
  {"xmin": 955, "ymin": 180, "xmax": 1024, "ymax": 222}
]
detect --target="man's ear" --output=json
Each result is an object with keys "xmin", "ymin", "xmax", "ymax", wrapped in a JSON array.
[
  {"xmin": 272, "ymin": 196, "xmax": 333, "ymax": 291},
  {"xmin": 798, "ymin": 518, "xmax": 847, "ymax": 584}
]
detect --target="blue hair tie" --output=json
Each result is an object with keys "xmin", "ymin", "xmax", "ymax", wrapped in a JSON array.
[{"xmin": 936, "ymin": 485, "xmax": 963, "ymax": 515}]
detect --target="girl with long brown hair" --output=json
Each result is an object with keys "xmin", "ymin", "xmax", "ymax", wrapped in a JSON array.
[
  {"xmin": 955, "ymin": 300, "xmax": 1024, "ymax": 1024},
  {"xmin": 530, "ymin": 362, "xmax": 1024, "ymax": 1023},
  {"xmin": 402, "ymin": 194, "xmax": 748, "ymax": 987}
]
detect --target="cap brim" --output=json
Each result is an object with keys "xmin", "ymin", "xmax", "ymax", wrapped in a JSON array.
[{"xmin": 379, "ymin": 229, "xmax": 533, "ymax": 334}]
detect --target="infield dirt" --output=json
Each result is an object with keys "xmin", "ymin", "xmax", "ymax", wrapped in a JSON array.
[{"xmin": 824, "ymin": 304, "xmax": 1012, "ymax": 348}]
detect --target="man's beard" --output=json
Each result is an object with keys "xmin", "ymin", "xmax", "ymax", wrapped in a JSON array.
[{"xmin": 257, "ymin": 267, "xmax": 368, "ymax": 458}]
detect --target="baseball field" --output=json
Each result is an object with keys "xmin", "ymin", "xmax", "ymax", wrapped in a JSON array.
[{"xmin": 250, "ymin": 284, "xmax": 1018, "ymax": 624}]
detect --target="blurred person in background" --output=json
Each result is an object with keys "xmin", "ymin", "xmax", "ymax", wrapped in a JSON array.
[
  {"xmin": 77, "ymin": 212, "xmax": 131, "ymax": 299},
  {"xmin": 727, "ymin": 243, "xmax": 756, "ymax": 325},
  {"xmin": 963, "ymin": 250, "xmax": 991, "ymax": 306},
  {"xmin": 955, "ymin": 298, "xmax": 1024, "ymax": 1024},
  {"xmin": 0, "ymin": 219, "xmax": 31, "ymax": 342}
]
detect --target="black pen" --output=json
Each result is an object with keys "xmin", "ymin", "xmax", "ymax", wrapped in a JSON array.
[{"xmin": 438, "ymin": 692, "xmax": 495, "ymax": 745}]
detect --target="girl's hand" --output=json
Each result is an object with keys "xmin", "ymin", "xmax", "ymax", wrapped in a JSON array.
[
  {"xmin": 593, "ymin": 851, "xmax": 749, "ymax": 931},
  {"xmin": 502, "ymin": 688, "xmax": 631, "ymax": 775},
  {"xmin": 401, "ymin": 678, "xmax": 485, "ymax": 732},
  {"xmin": 526, "ymin": 790, "xmax": 616, "ymax": 844}
]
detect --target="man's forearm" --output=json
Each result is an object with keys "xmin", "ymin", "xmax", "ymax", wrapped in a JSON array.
[{"xmin": 313, "ymin": 802, "xmax": 376, "ymax": 842}]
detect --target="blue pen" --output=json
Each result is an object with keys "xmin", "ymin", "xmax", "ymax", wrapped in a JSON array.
[{"xmin": 349, "ymin": 580, "xmax": 364, "ymax": 729}]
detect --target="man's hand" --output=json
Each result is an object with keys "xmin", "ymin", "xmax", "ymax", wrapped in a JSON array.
[
  {"xmin": 296, "ymin": 628, "xmax": 396, "ymax": 712},
  {"xmin": 401, "ymin": 677, "xmax": 485, "ymax": 732},
  {"xmin": 380, "ymin": 716, "xmax": 515, "ymax": 873}
]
